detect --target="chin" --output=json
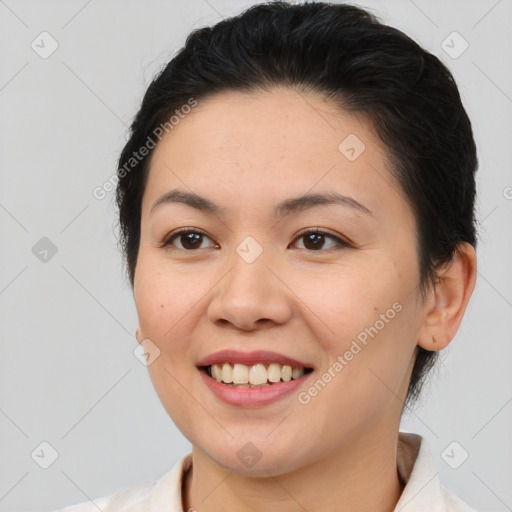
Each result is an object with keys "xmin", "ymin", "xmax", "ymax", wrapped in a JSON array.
[{"xmin": 199, "ymin": 440, "xmax": 309, "ymax": 478}]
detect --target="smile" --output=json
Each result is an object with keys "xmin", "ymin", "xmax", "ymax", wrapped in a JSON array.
[
  {"xmin": 198, "ymin": 364, "xmax": 314, "ymax": 407},
  {"xmin": 204, "ymin": 362, "xmax": 312, "ymax": 387}
]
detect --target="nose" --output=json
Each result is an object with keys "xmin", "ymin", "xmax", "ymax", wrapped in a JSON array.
[{"xmin": 207, "ymin": 252, "xmax": 293, "ymax": 331}]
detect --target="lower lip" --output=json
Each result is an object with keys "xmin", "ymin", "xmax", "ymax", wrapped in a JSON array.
[{"xmin": 198, "ymin": 368, "xmax": 313, "ymax": 407}]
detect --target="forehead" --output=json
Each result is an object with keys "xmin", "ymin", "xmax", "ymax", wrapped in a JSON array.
[
  {"xmin": 151, "ymin": 87, "xmax": 384, "ymax": 166},
  {"xmin": 142, "ymin": 87, "xmax": 407, "ymax": 222}
]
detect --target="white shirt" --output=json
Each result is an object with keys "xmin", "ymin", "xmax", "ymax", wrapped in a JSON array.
[{"xmin": 54, "ymin": 432, "xmax": 477, "ymax": 511}]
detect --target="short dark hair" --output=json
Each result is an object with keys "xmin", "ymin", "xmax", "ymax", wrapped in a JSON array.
[{"xmin": 115, "ymin": 1, "xmax": 478, "ymax": 409}]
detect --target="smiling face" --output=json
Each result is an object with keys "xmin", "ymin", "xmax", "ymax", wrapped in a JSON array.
[{"xmin": 133, "ymin": 87, "xmax": 427, "ymax": 475}]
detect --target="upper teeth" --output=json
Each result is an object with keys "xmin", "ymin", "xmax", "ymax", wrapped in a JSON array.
[{"xmin": 210, "ymin": 363, "xmax": 305, "ymax": 385}]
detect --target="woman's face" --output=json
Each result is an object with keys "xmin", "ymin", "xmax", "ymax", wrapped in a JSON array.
[{"xmin": 134, "ymin": 87, "xmax": 426, "ymax": 475}]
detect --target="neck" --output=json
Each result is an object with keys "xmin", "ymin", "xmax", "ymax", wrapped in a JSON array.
[{"xmin": 182, "ymin": 427, "xmax": 405, "ymax": 512}]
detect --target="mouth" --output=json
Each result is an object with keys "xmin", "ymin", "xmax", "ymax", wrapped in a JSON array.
[
  {"xmin": 199, "ymin": 363, "xmax": 314, "ymax": 388},
  {"xmin": 195, "ymin": 349, "xmax": 315, "ymax": 406}
]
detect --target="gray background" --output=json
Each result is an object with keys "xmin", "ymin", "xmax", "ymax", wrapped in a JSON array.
[{"xmin": 0, "ymin": 0, "xmax": 511, "ymax": 511}]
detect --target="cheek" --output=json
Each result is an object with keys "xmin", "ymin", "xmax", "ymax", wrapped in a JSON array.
[
  {"xmin": 133, "ymin": 264, "xmax": 210, "ymax": 409},
  {"xmin": 134, "ymin": 261, "xmax": 205, "ymax": 342},
  {"xmin": 296, "ymin": 312, "xmax": 415, "ymax": 444},
  {"xmin": 133, "ymin": 263, "xmax": 207, "ymax": 433},
  {"xmin": 294, "ymin": 262, "xmax": 402, "ymax": 347},
  {"xmin": 298, "ymin": 264, "xmax": 415, "ymax": 402}
]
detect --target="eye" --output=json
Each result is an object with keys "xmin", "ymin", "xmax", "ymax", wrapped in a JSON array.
[
  {"xmin": 160, "ymin": 228, "xmax": 351, "ymax": 252},
  {"xmin": 160, "ymin": 228, "xmax": 217, "ymax": 251},
  {"xmin": 290, "ymin": 228, "xmax": 351, "ymax": 251}
]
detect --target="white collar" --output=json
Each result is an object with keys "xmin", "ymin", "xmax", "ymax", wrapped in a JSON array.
[{"xmin": 147, "ymin": 432, "xmax": 476, "ymax": 511}]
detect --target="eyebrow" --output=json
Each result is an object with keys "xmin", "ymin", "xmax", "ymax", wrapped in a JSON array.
[{"xmin": 149, "ymin": 189, "xmax": 373, "ymax": 219}]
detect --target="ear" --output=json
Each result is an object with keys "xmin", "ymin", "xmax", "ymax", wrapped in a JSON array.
[
  {"xmin": 135, "ymin": 327, "xmax": 143, "ymax": 345},
  {"xmin": 417, "ymin": 242, "xmax": 477, "ymax": 351}
]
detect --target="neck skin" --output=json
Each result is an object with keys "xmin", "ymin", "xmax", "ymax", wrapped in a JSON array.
[{"xmin": 182, "ymin": 416, "xmax": 405, "ymax": 512}]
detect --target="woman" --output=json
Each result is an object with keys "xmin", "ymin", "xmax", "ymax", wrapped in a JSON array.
[{"xmin": 57, "ymin": 1, "xmax": 478, "ymax": 510}]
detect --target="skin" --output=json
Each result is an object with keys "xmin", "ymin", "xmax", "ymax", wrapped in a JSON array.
[{"xmin": 133, "ymin": 87, "xmax": 477, "ymax": 512}]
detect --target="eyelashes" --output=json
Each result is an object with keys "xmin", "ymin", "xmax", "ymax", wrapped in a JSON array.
[
  {"xmin": 160, "ymin": 228, "xmax": 216, "ymax": 251},
  {"xmin": 159, "ymin": 227, "xmax": 351, "ymax": 253}
]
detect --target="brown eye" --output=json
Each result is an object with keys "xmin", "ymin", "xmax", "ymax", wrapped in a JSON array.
[
  {"xmin": 161, "ymin": 229, "xmax": 216, "ymax": 251},
  {"xmin": 160, "ymin": 228, "xmax": 350, "ymax": 252},
  {"xmin": 291, "ymin": 229, "xmax": 350, "ymax": 251}
]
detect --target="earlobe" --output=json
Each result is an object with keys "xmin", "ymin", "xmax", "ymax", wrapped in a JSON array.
[{"xmin": 417, "ymin": 242, "xmax": 477, "ymax": 352}]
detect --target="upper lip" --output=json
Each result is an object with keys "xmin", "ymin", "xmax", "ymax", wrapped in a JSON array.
[{"xmin": 196, "ymin": 349, "xmax": 314, "ymax": 369}]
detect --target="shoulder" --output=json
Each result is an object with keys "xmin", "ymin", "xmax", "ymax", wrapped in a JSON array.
[
  {"xmin": 440, "ymin": 485, "xmax": 480, "ymax": 512},
  {"xmin": 396, "ymin": 432, "xmax": 479, "ymax": 512},
  {"xmin": 52, "ymin": 479, "xmax": 158, "ymax": 512},
  {"xmin": 52, "ymin": 453, "xmax": 192, "ymax": 512}
]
